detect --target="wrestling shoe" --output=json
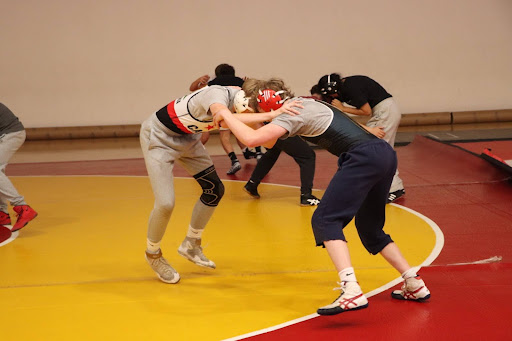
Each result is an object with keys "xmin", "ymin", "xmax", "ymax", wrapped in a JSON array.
[
  {"xmin": 178, "ymin": 237, "xmax": 216, "ymax": 269},
  {"xmin": 317, "ymin": 281, "xmax": 369, "ymax": 316},
  {"xmin": 0, "ymin": 211, "xmax": 11, "ymax": 226},
  {"xmin": 145, "ymin": 249, "xmax": 180, "ymax": 284},
  {"xmin": 391, "ymin": 276, "xmax": 431, "ymax": 301},
  {"xmin": 244, "ymin": 181, "xmax": 260, "ymax": 199},
  {"xmin": 243, "ymin": 148, "xmax": 257, "ymax": 159},
  {"xmin": 12, "ymin": 205, "xmax": 38, "ymax": 232},
  {"xmin": 387, "ymin": 189, "xmax": 405, "ymax": 203},
  {"xmin": 300, "ymin": 193, "xmax": 321, "ymax": 206},
  {"xmin": 227, "ymin": 161, "xmax": 241, "ymax": 175}
]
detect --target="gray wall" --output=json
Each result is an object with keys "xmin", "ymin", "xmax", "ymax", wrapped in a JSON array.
[{"xmin": 2, "ymin": 0, "xmax": 511, "ymax": 128}]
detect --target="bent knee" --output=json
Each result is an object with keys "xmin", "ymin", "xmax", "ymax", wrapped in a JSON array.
[{"xmin": 360, "ymin": 234, "xmax": 393, "ymax": 255}]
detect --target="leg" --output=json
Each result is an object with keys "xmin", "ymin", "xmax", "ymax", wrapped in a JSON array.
[
  {"xmin": 380, "ymin": 242, "xmax": 411, "ymax": 274},
  {"xmin": 243, "ymin": 140, "xmax": 282, "ymax": 198},
  {"xmin": 139, "ymin": 118, "xmax": 181, "ymax": 283},
  {"xmin": 219, "ymin": 129, "xmax": 235, "ymax": 155},
  {"xmin": 318, "ymin": 237, "xmax": 369, "ymax": 315},
  {"xmin": 368, "ymin": 98, "xmax": 404, "ymax": 198},
  {"xmin": 324, "ymin": 239, "xmax": 352, "ymax": 271},
  {"xmin": 0, "ymin": 131, "xmax": 37, "ymax": 231},
  {"xmin": 177, "ymin": 139, "xmax": 224, "ymax": 269},
  {"xmin": 200, "ymin": 132, "xmax": 210, "ymax": 145},
  {"xmin": 220, "ymin": 130, "xmax": 242, "ymax": 175},
  {"xmin": 0, "ymin": 131, "xmax": 27, "ymax": 211},
  {"xmin": 249, "ymin": 139, "xmax": 283, "ymax": 183},
  {"xmin": 280, "ymin": 137, "xmax": 319, "ymax": 205},
  {"xmin": 314, "ymin": 142, "xmax": 393, "ymax": 315},
  {"xmin": 386, "ymin": 242, "xmax": 431, "ymax": 301},
  {"xmin": 281, "ymin": 137, "xmax": 316, "ymax": 195},
  {"xmin": 140, "ymin": 122, "xmax": 177, "ymax": 246}
]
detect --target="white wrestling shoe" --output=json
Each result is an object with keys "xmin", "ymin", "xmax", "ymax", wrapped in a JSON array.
[
  {"xmin": 317, "ymin": 281, "xmax": 369, "ymax": 316},
  {"xmin": 178, "ymin": 237, "xmax": 216, "ymax": 269},
  {"xmin": 145, "ymin": 249, "xmax": 180, "ymax": 284},
  {"xmin": 391, "ymin": 276, "xmax": 431, "ymax": 301}
]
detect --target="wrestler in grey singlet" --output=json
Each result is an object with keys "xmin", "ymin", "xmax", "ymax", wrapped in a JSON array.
[{"xmin": 140, "ymin": 86, "xmax": 237, "ymax": 243}]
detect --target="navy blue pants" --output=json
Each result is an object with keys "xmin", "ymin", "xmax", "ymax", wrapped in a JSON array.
[{"xmin": 311, "ymin": 139, "xmax": 396, "ymax": 254}]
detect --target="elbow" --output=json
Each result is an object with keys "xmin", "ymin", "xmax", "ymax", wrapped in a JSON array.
[
  {"xmin": 244, "ymin": 138, "xmax": 260, "ymax": 148},
  {"xmin": 243, "ymin": 135, "xmax": 267, "ymax": 148}
]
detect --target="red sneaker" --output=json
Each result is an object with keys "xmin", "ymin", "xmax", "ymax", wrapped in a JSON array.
[
  {"xmin": 12, "ymin": 205, "xmax": 38, "ymax": 232},
  {"xmin": 0, "ymin": 211, "xmax": 11, "ymax": 226}
]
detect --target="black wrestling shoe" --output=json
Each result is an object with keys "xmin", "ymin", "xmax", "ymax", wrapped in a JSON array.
[
  {"xmin": 243, "ymin": 148, "xmax": 257, "ymax": 160},
  {"xmin": 300, "ymin": 193, "xmax": 321, "ymax": 206},
  {"xmin": 387, "ymin": 189, "xmax": 405, "ymax": 203},
  {"xmin": 227, "ymin": 161, "xmax": 241, "ymax": 175},
  {"xmin": 244, "ymin": 181, "xmax": 260, "ymax": 198}
]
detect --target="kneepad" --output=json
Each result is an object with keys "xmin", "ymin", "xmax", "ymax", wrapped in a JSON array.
[{"xmin": 194, "ymin": 165, "xmax": 225, "ymax": 206}]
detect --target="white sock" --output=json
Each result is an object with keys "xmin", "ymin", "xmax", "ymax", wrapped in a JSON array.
[
  {"xmin": 339, "ymin": 267, "xmax": 358, "ymax": 283},
  {"xmin": 186, "ymin": 226, "xmax": 204, "ymax": 239},
  {"xmin": 401, "ymin": 268, "xmax": 418, "ymax": 280},
  {"xmin": 146, "ymin": 239, "xmax": 160, "ymax": 254}
]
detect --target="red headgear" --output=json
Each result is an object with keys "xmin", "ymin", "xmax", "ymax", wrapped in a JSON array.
[{"xmin": 257, "ymin": 89, "xmax": 288, "ymax": 112}]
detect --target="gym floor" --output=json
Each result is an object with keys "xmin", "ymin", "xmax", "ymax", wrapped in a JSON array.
[{"xmin": 1, "ymin": 123, "xmax": 511, "ymax": 340}]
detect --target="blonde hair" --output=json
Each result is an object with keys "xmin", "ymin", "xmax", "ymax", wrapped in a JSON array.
[{"xmin": 242, "ymin": 78, "xmax": 294, "ymax": 111}]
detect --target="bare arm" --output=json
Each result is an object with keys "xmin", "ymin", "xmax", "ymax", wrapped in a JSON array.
[
  {"xmin": 189, "ymin": 75, "xmax": 210, "ymax": 91},
  {"xmin": 331, "ymin": 99, "xmax": 372, "ymax": 116},
  {"xmin": 363, "ymin": 125, "xmax": 386, "ymax": 139},
  {"xmin": 210, "ymin": 99, "xmax": 302, "ymax": 126},
  {"xmin": 214, "ymin": 108, "xmax": 287, "ymax": 148}
]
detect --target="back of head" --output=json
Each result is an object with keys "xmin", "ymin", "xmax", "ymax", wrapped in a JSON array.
[
  {"xmin": 214, "ymin": 64, "xmax": 236, "ymax": 77},
  {"xmin": 242, "ymin": 78, "xmax": 294, "ymax": 112},
  {"xmin": 310, "ymin": 84, "xmax": 321, "ymax": 96},
  {"xmin": 317, "ymin": 73, "xmax": 342, "ymax": 95}
]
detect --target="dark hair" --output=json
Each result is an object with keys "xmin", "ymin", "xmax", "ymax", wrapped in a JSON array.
[
  {"xmin": 310, "ymin": 84, "xmax": 321, "ymax": 95},
  {"xmin": 214, "ymin": 64, "xmax": 236, "ymax": 77},
  {"xmin": 317, "ymin": 73, "xmax": 342, "ymax": 95}
]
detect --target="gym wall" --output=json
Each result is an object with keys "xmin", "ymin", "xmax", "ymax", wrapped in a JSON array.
[{"xmin": 2, "ymin": 0, "xmax": 511, "ymax": 128}]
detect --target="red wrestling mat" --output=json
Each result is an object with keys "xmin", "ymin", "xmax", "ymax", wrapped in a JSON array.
[
  {"xmin": 453, "ymin": 140, "xmax": 512, "ymax": 175},
  {"xmin": 453, "ymin": 140, "xmax": 512, "ymax": 160},
  {"xmin": 242, "ymin": 136, "xmax": 512, "ymax": 340},
  {"xmin": 245, "ymin": 264, "xmax": 512, "ymax": 341}
]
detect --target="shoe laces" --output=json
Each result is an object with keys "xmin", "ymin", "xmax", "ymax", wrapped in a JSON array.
[{"xmin": 333, "ymin": 281, "xmax": 348, "ymax": 292}]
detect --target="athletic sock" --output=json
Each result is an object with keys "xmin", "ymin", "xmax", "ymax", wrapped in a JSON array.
[
  {"xmin": 339, "ymin": 267, "xmax": 358, "ymax": 283},
  {"xmin": 228, "ymin": 152, "xmax": 238, "ymax": 164},
  {"xmin": 401, "ymin": 268, "xmax": 418, "ymax": 280},
  {"xmin": 186, "ymin": 225, "xmax": 204, "ymax": 239},
  {"xmin": 146, "ymin": 239, "xmax": 160, "ymax": 254}
]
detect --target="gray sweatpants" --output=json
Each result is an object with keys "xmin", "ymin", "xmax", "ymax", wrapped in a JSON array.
[
  {"xmin": 366, "ymin": 98, "xmax": 404, "ymax": 192},
  {"xmin": 0, "ymin": 130, "xmax": 27, "ymax": 212},
  {"xmin": 140, "ymin": 113, "xmax": 218, "ymax": 243}
]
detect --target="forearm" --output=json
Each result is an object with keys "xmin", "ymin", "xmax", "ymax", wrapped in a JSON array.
[
  {"xmin": 340, "ymin": 106, "xmax": 370, "ymax": 116},
  {"xmin": 189, "ymin": 76, "xmax": 209, "ymax": 91},
  {"xmin": 236, "ymin": 112, "xmax": 274, "ymax": 125},
  {"xmin": 190, "ymin": 80, "xmax": 204, "ymax": 91},
  {"xmin": 221, "ymin": 111, "xmax": 262, "ymax": 147}
]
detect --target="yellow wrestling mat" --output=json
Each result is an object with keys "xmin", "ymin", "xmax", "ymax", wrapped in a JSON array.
[{"xmin": 0, "ymin": 176, "xmax": 438, "ymax": 340}]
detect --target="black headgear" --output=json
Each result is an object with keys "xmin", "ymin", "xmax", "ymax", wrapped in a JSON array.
[{"xmin": 318, "ymin": 73, "xmax": 341, "ymax": 95}]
